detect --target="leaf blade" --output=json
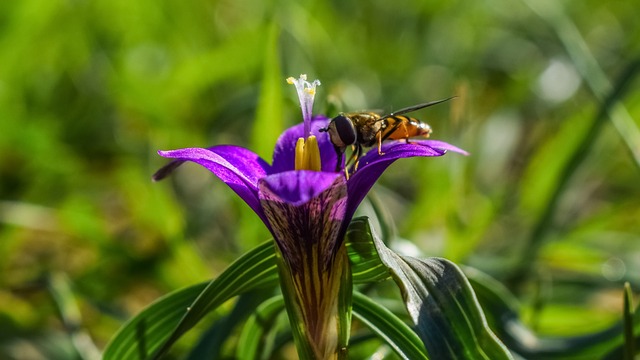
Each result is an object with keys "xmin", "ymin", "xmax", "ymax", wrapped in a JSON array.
[
  {"xmin": 348, "ymin": 217, "xmax": 512, "ymax": 360},
  {"xmin": 352, "ymin": 291, "xmax": 428, "ymax": 360},
  {"xmin": 236, "ymin": 295, "xmax": 286, "ymax": 360},
  {"xmin": 104, "ymin": 241, "xmax": 279, "ymax": 360}
]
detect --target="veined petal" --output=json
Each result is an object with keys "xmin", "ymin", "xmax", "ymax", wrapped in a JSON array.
[
  {"xmin": 259, "ymin": 171, "xmax": 347, "ymax": 272},
  {"xmin": 259, "ymin": 171, "xmax": 349, "ymax": 358},
  {"xmin": 346, "ymin": 140, "xmax": 465, "ymax": 219},
  {"xmin": 157, "ymin": 145, "xmax": 271, "ymax": 223},
  {"xmin": 271, "ymin": 117, "xmax": 338, "ymax": 174}
]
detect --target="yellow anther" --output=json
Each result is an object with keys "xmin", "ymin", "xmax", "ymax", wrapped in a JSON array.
[
  {"xmin": 295, "ymin": 138, "xmax": 305, "ymax": 170},
  {"xmin": 304, "ymin": 136, "xmax": 321, "ymax": 171},
  {"xmin": 294, "ymin": 136, "xmax": 321, "ymax": 171}
]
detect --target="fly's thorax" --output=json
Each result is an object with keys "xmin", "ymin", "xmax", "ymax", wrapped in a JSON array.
[{"xmin": 351, "ymin": 112, "xmax": 383, "ymax": 146}]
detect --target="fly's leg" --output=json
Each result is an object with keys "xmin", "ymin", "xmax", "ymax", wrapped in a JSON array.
[
  {"xmin": 401, "ymin": 123, "xmax": 413, "ymax": 144},
  {"xmin": 353, "ymin": 145, "xmax": 364, "ymax": 173},
  {"xmin": 342, "ymin": 145, "xmax": 360, "ymax": 179},
  {"xmin": 377, "ymin": 132, "xmax": 385, "ymax": 155}
]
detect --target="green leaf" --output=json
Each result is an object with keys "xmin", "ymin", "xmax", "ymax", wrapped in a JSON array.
[
  {"xmin": 185, "ymin": 290, "xmax": 274, "ymax": 360},
  {"xmin": 236, "ymin": 296, "xmax": 286, "ymax": 360},
  {"xmin": 352, "ymin": 291, "xmax": 428, "ymax": 360},
  {"xmin": 348, "ymin": 217, "xmax": 513, "ymax": 360},
  {"xmin": 103, "ymin": 241, "xmax": 279, "ymax": 360},
  {"xmin": 623, "ymin": 282, "xmax": 635, "ymax": 360},
  {"xmin": 103, "ymin": 282, "xmax": 209, "ymax": 360},
  {"xmin": 346, "ymin": 219, "xmax": 392, "ymax": 284}
]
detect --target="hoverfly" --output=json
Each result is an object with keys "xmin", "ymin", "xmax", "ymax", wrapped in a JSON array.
[{"xmin": 320, "ymin": 97, "xmax": 454, "ymax": 172}]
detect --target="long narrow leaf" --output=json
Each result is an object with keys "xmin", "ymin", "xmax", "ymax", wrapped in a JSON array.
[
  {"xmin": 185, "ymin": 290, "xmax": 274, "ymax": 360},
  {"xmin": 103, "ymin": 282, "xmax": 209, "ymax": 360},
  {"xmin": 236, "ymin": 296, "xmax": 286, "ymax": 360},
  {"xmin": 103, "ymin": 241, "xmax": 279, "ymax": 360},
  {"xmin": 151, "ymin": 241, "xmax": 279, "ymax": 359},
  {"xmin": 352, "ymin": 291, "xmax": 428, "ymax": 360},
  {"xmin": 623, "ymin": 282, "xmax": 635, "ymax": 360}
]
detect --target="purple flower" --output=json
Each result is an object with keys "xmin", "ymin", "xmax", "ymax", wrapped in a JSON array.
[{"xmin": 153, "ymin": 75, "xmax": 467, "ymax": 358}]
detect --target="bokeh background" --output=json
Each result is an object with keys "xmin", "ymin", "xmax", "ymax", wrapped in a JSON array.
[{"xmin": 1, "ymin": 0, "xmax": 639, "ymax": 358}]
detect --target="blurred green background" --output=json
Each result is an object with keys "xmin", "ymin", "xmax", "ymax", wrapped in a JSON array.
[{"xmin": 1, "ymin": 0, "xmax": 639, "ymax": 358}]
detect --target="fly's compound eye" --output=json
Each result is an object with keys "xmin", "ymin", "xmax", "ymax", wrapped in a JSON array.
[{"xmin": 328, "ymin": 114, "xmax": 357, "ymax": 149}]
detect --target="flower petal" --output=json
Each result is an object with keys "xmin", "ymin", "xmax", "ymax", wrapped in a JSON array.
[
  {"xmin": 346, "ymin": 140, "xmax": 463, "ymax": 219},
  {"xmin": 271, "ymin": 117, "xmax": 338, "ymax": 174},
  {"xmin": 259, "ymin": 171, "xmax": 347, "ymax": 272},
  {"xmin": 416, "ymin": 139, "xmax": 470, "ymax": 155},
  {"xmin": 157, "ymin": 145, "xmax": 271, "ymax": 223}
]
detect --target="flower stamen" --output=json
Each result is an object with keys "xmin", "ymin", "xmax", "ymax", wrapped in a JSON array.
[{"xmin": 295, "ymin": 135, "xmax": 321, "ymax": 171}]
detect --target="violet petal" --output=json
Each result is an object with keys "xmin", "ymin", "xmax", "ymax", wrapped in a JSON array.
[
  {"xmin": 259, "ymin": 171, "xmax": 347, "ymax": 273},
  {"xmin": 158, "ymin": 145, "xmax": 271, "ymax": 223},
  {"xmin": 417, "ymin": 139, "xmax": 470, "ymax": 155}
]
